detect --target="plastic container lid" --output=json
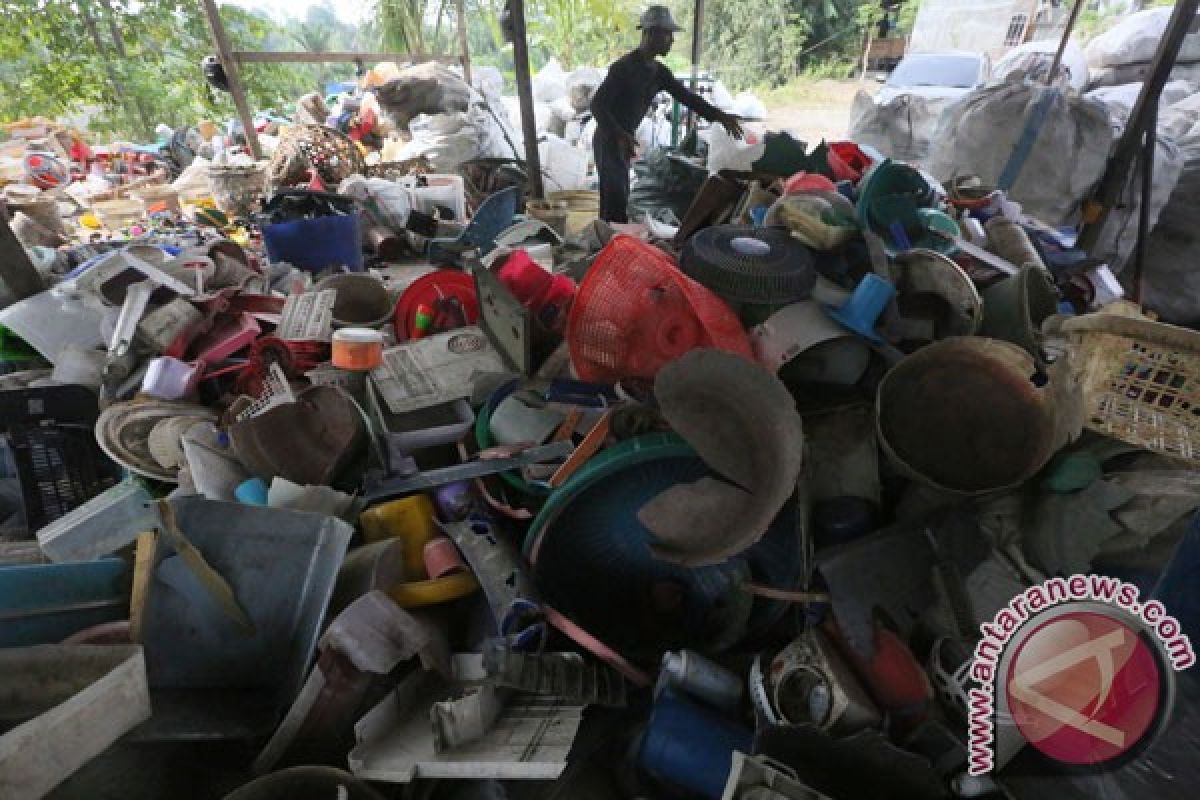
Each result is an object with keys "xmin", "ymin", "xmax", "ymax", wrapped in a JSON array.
[{"xmin": 332, "ymin": 327, "xmax": 384, "ymax": 344}]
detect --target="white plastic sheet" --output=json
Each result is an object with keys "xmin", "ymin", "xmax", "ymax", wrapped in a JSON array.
[
  {"xmin": 1083, "ymin": 84, "xmax": 1190, "ymax": 272},
  {"xmin": 472, "ymin": 66, "xmax": 505, "ymax": 107},
  {"xmin": 636, "ymin": 114, "xmax": 673, "ymax": 155},
  {"xmin": 397, "ymin": 104, "xmax": 513, "ymax": 173},
  {"xmin": 733, "ymin": 92, "xmax": 768, "ymax": 120},
  {"xmin": 1085, "ymin": 7, "xmax": 1200, "ymax": 69},
  {"xmin": 501, "ymin": 96, "xmax": 554, "ymax": 136},
  {"xmin": 710, "ymin": 80, "xmax": 735, "ymax": 111},
  {"xmin": 539, "ymin": 135, "xmax": 589, "ymax": 192},
  {"xmin": 1093, "ymin": 134, "xmax": 1185, "ymax": 272},
  {"xmin": 926, "ymin": 84, "xmax": 1112, "ymax": 225},
  {"xmin": 848, "ymin": 90, "xmax": 956, "ymax": 166},
  {"xmin": 1090, "ymin": 61, "xmax": 1200, "ymax": 90},
  {"xmin": 1086, "ymin": 81, "xmax": 1194, "ymax": 129},
  {"xmin": 991, "ymin": 38, "xmax": 1089, "ymax": 93},
  {"xmin": 566, "ymin": 67, "xmax": 604, "ymax": 113},
  {"xmin": 547, "ymin": 98, "xmax": 575, "ymax": 138},
  {"xmin": 705, "ymin": 123, "xmax": 767, "ymax": 173},
  {"xmin": 532, "ymin": 58, "xmax": 568, "ymax": 104},
  {"xmin": 339, "ymin": 175, "xmax": 413, "ymax": 231},
  {"xmin": 1161, "ymin": 93, "xmax": 1200, "ymax": 141}
]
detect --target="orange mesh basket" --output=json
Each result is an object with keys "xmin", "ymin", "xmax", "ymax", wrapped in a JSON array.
[{"xmin": 567, "ymin": 235, "xmax": 753, "ymax": 383}]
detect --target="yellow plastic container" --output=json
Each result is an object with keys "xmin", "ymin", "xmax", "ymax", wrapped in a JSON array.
[
  {"xmin": 358, "ymin": 494, "xmax": 438, "ymax": 579},
  {"xmin": 361, "ymin": 493, "xmax": 481, "ymax": 608},
  {"xmin": 387, "ymin": 571, "xmax": 479, "ymax": 609}
]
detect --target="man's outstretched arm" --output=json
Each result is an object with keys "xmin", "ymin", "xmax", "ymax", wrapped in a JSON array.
[{"xmin": 660, "ymin": 69, "xmax": 744, "ymax": 139}]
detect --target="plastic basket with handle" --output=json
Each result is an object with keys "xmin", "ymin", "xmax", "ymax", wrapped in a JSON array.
[{"xmin": 1062, "ymin": 312, "xmax": 1200, "ymax": 462}]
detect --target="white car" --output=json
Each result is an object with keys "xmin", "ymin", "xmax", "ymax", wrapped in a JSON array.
[{"xmin": 875, "ymin": 52, "xmax": 991, "ymax": 105}]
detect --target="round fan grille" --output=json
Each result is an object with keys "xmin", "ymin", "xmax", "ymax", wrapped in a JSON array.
[{"xmin": 680, "ymin": 224, "xmax": 817, "ymax": 305}]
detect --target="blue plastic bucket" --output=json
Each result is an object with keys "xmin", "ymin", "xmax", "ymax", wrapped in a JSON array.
[
  {"xmin": 638, "ymin": 689, "xmax": 752, "ymax": 798},
  {"xmin": 263, "ymin": 213, "xmax": 364, "ymax": 273}
]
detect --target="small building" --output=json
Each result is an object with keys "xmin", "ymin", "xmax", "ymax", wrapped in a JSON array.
[{"xmin": 908, "ymin": 0, "xmax": 1071, "ymax": 58}]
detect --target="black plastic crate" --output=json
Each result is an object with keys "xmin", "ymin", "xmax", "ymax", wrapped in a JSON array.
[
  {"xmin": 8, "ymin": 424, "xmax": 121, "ymax": 532},
  {"xmin": 0, "ymin": 386, "xmax": 122, "ymax": 532}
]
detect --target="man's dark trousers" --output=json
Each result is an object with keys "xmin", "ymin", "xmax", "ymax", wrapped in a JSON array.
[{"xmin": 593, "ymin": 132, "xmax": 630, "ymax": 224}]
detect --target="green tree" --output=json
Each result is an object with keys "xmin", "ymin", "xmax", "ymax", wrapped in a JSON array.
[
  {"xmin": 0, "ymin": 0, "xmax": 320, "ymax": 138},
  {"xmin": 374, "ymin": 0, "xmax": 431, "ymax": 55},
  {"xmin": 669, "ymin": 0, "xmax": 810, "ymax": 89},
  {"xmin": 527, "ymin": 0, "xmax": 639, "ymax": 69}
]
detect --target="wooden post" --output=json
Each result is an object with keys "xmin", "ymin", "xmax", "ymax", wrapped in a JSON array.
[
  {"xmin": 1047, "ymin": 0, "xmax": 1085, "ymax": 85},
  {"xmin": 201, "ymin": 0, "xmax": 263, "ymax": 161},
  {"xmin": 232, "ymin": 51, "xmax": 450, "ymax": 64},
  {"xmin": 690, "ymin": 0, "xmax": 705, "ymax": 88},
  {"xmin": 509, "ymin": 0, "xmax": 544, "ymax": 200},
  {"xmin": 860, "ymin": 26, "xmax": 873, "ymax": 81},
  {"xmin": 688, "ymin": 0, "xmax": 706, "ymax": 134},
  {"xmin": 1026, "ymin": 0, "xmax": 1041, "ymax": 44},
  {"xmin": 456, "ymin": 0, "xmax": 473, "ymax": 86},
  {"xmin": 0, "ymin": 209, "xmax": 46, "ymax": 303},
  {"xmin": 1078, "ymin": 0, "xmax": 1200, "ymax": 253}
]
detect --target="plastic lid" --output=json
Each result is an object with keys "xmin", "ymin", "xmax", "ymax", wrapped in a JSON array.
[
  {"xmin": 332, "ymin": 327, "xmax": 384, "ymax": 344},
  {"xmin": 730, "ymin": 236, "xmax": 771, "ymax": 257},
  {"xmin": 393, "ymin": 269, "xmax": 479, "ymax": 340}
]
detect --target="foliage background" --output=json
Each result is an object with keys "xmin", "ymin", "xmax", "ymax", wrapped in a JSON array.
[{"xmin": 0, "ymin": 0, "xmax": 1154, "ymax": 140}]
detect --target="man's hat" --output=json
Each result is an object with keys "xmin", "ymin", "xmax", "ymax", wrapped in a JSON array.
[{"xmin": 638, "ymin": 5, "xmax": 684, "ymax": 32}]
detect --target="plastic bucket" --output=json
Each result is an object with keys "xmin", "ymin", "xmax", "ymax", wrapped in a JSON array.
[
  {"xmin": 876, "ymin": 336, "xmax": 1061, "ymax": 495},
  {"xmin": 315, "ymin": 272, "xmax": 395, "ymax": 328},
  {"xmin": 637, "ymin": 689, "xmax": 752, "ymax": 799},
  {"xmin": 530, "ymin": 191, "xmax": 599, "ymax": 238},
  {"xmin": 263, "ymin": 214, "xmax": 364, "ymax": 272},
  {"xmin": 979, "ymin": 264, "xmax": 1058, "ymax": 357},
  {"xmin": 208, "ymin": 164, "xmax": 267, "ymax": 218},
  {"xmin": 91, "ymin": 199, "xmax": 143, "ymax": 230}
]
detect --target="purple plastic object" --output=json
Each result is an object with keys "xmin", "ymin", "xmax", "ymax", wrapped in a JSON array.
[{"xmin": 433, "ymin": 481, "xmax": 473, "ymax": 522}]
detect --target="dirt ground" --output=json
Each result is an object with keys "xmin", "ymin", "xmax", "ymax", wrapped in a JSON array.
[{"xmin": 761, "ymin": 78, "xmax": 876, "ymax": 146}]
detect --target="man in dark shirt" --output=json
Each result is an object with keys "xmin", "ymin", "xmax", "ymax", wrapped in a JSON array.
[{"xmin": 590, "ymin": 5, "xmax": 744, "ymax": 223}]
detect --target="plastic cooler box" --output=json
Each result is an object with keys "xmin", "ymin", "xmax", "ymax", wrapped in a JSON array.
[
  {"xmin": 399, "ymin": 175, "xmax": 467, "ymax": 223},
  {"xmin": 263, "ymin": 213, "xmax": 364, "ymax": 273}
]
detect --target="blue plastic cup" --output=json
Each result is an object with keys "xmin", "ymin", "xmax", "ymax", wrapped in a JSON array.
[
  {"xmin": 234, "ymin": 477, "xmax": 269, "ymax": 506},
  {"xmin": 827, "ymin": 272, "xmax": 896, "ymax": 345}
]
